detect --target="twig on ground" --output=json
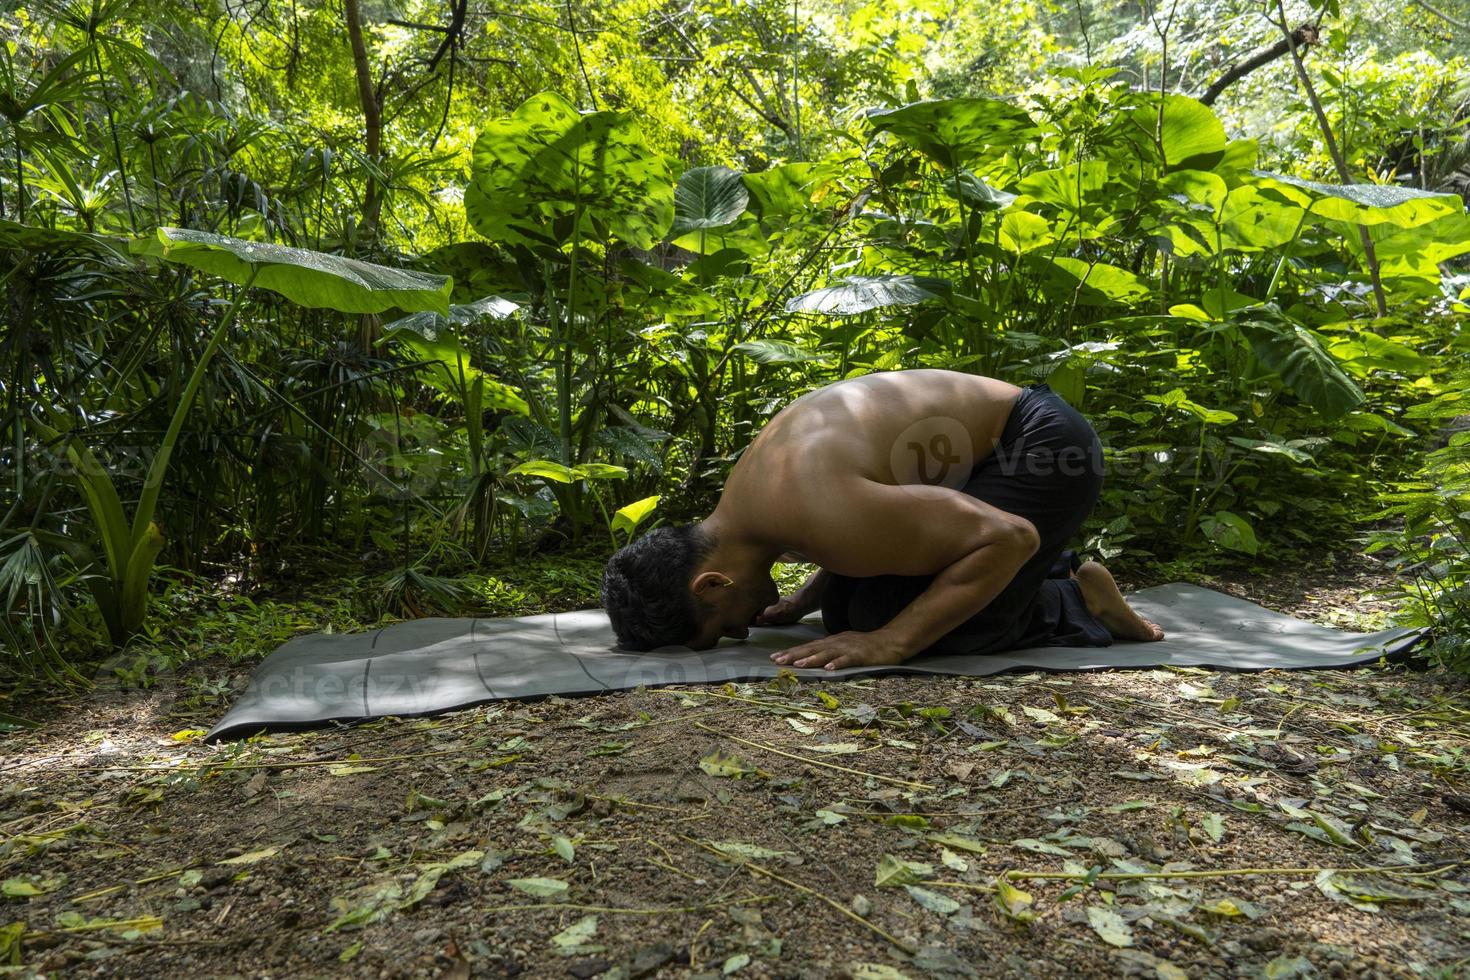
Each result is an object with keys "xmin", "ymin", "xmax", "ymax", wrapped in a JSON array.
[
  {"xmin": 694, "ymin": 722, "xmax": 935, "ymax": 790},
  {"xmin": 74, "ymin": 747, "xmax": 466, "ymax": 774},
  {"xmin": 650, "ymin": 688, "xmax": 837, "ymax": 717},
  {"xmin": 72, "ymin": 865, "xmax": 197, "ymax": 903},
  {"xmin": 481, "ymin": 895, "xmax": 776, "ymax": 914},
  {"xmin": 684, "ymin": 836, "xmax": 915, "ymax": 954},
  {"xmin": 976, "ymin": 860, "xmax": 1463, "ymax": 883}
]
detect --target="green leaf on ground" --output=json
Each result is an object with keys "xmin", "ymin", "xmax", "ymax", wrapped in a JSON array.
[
  {"xmin": 551, "ymin": 915, "xmax": 601, "ymax": 954},
  {"xmin": 905, "ymin": 885, "xmax": 961, "ymax": 915},
  {"xmin": 1087, "ymin": 905, "xmax": 1135, "ymax": 947},
  {"xmin": 699, "ymin": 750, "xmax": 757, "ymax": 778},
  {"xmin": 874, "ymin": 854, "xmax": 933, "ymax": 888},
  {"xmin": 508, "ymin": 877, "xmax": 570, "ymax": 899},
  {"xmin": 993, "ymin": 877, "xmax": 1035, "ymax": 923}
]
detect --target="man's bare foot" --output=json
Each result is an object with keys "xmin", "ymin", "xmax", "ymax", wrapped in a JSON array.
[{"xmin": 1074, "ymin": 561, "xmax": 1165, "ymax": 642}]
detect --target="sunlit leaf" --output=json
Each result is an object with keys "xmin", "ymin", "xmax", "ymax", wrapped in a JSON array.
[
  {"xmin": 612, "ymin": 495, "xmax": 660, "ymax": 538},
  {"xmin": 867, "ymin": 97, "xmax": 1039, "ymax": 168},
  {"xmin": 135, "ymin": 228, "xmax": 452, "ymax": 316},
  {"xmin": 785, "ymin": 275, "xmax": 952, "ymax": 316}
]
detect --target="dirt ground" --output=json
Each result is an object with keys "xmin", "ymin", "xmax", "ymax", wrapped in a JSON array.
[{"xmin": 2, "ymin": 562, "xmax": 1468, "ymax": 979}]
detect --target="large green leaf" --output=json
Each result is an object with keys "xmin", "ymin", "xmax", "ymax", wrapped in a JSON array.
[
  {"xmin": 134, "ymin": 228, "xmax": 452, "ymax": 315},
  {"xmin": 731, "ymin": 339, "xmax": 828, "ymax": 363},
  {"xmin": 1349, "ymin": 211, "xmax": 1470, "ymax": 282},
  {"xmin": 1233, "ymin": 307, "xmax": 1366, "ymax": 419},
  {"xmin": 383, "ymin": 295, "xmax": 519, "ymax": 339},
  {"xmin": 671, "ymin": 166, "xmax": 749, "ymax": 236},
  {"xmin": 1250, "ymin": 172, "xmax": 1462, "ymax": 229},
  {"xmin": 467, "ymin": 92, "xmax": 582, "ymax": 249},
  {"xmin": 1016, "ymin": 162, "xmax": 1108, "ymax": 213},
  {"xmin": 1046, "ymin": 258, "xmax": 1151, "ymax": 306},
  {"xmin": 866, "ymin": 98, "xmax": 1039, "ymax": 168},
  {"xmin": 468, "ymin": 91, "xmax": 675, "ymax": 250},
  {"xmin": 785, "ymin": 275, "xmax": 953, "ymax": 316},
  {"xmin": 1219, "ymin": 185, "xmax": 1306, "ymax": 251},
  {"xmin": 0, "ymin": 219, "xmax": 129, "ymax": 260},
  {"xmin": 742, "ymin": 163, "xmax": 832, "ymax": 221},
  {"xmin": 1125, "ymin": 95, "xmax": 1227, "ymax": 171}
]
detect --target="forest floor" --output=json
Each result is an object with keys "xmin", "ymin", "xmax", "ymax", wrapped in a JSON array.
[{"xmin": 2, "ymin": 555, "xmax": 1468, "ymax": 979}]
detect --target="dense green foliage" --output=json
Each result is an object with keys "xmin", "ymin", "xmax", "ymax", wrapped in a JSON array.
[{"xmin": 3, "ymin": 0, "xmax": 1469, "ymax": 680}]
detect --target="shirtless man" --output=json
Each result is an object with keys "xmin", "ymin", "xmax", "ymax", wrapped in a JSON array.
[{"xmin": 601, "ymin": 369, "xmax": 1163, "ymax": 668}]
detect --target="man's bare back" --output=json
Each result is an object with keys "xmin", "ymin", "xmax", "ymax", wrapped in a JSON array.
[
  {"xmin": 715, "ymin": 371, "xmax": 1029, "ymax": 579},
  {"xmin": 601, "ymin": 369, "xmax": 1163, "ymax": 661}
]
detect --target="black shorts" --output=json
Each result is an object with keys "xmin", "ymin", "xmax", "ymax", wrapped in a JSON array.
[{"xmin": 820, "ymin": 383, "xmax": 1112, "ymax": 655}]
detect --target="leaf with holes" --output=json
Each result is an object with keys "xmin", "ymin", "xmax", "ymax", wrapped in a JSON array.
[{"xmin": 1087, "ymin": 905, "xmax": 1135, "ymax": 947}]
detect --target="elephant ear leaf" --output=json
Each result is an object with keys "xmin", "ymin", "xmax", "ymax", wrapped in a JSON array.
[
  {"xmin": 866, "ymin": 98, "xmax": 1038, "ymax": 168},
  {"xmin": 1125, "ymin": 94, "xmax": 1227, "ymax": 170},
  {"xmin": 672, "ymin": 166, "xmax": 749, "ymax": 235},
  {"xmin": 1250, "ymin": 172, "xmax": 1462, "ymax": 229},
  {"xmin": 134, "ymin": 228, "xmax": 452, "ymax": 316},
  {"xmin": 785, "ymin": 274, "xmax": 953, "ymax": 316},
  {"xmin": 1232, "ymin": 306, "xmax": 1366, "ymax": 419}
]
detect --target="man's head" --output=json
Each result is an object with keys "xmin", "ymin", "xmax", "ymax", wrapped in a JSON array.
[{"xmin": 602, "ymin": 524, "xmax": 778, "ymax": 651}]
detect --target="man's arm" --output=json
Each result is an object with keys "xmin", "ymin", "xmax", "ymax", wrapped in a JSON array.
[
  {"xmin": 871, "ymin": 522, "xmax": 1037, "ymax": 655},
  {"xmin": 755, "ymin": 568, "xmax": 831, "ymax": 626},
  {"xmin": 771, "ymin": 483, "xmax": 1039, "ymax": 669}
]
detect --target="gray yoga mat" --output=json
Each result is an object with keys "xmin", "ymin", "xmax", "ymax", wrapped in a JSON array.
[{"xmin": 205, "ymin": 583, "xmax": 1424, "ymax": 741}]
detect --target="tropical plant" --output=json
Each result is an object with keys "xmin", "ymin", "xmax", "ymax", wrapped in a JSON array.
[{"xmin": 31, "ymin": 228, "xmax": 450, "ymax": 645}]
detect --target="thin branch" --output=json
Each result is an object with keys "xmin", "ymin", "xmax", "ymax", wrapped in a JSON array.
[
  {"xmin": 1199, "ymin": 25, "xmax": 1318, "ymax": 106},
  {"xmin": 1411, "ymin": 0, "xmax": 1468, "ymax": 29},
  {"xmin": 1273, "ymin": 0, "xmax": 1389, "ymax": 317},
  {"xmin": 565, "ymin": 0, "xmax": 598, "ymax": 110}
]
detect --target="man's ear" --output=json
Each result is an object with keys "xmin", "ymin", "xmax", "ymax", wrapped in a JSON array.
[{"xmin": 690, "ymin": 571, "xmax": 732, "ymax": 596}]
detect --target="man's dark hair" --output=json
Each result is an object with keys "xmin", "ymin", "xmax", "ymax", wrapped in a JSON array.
[{"xmin": 602, "ymin": 524, "xmax": 715, "ymax": 650}]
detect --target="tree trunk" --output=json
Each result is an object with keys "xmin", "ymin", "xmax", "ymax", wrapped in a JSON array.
[
  {"xmin": 1274, "ymin": 3, "xmax": 1389, "ymax": 317},
  {"xmin": 344, "ymin": 0, "xmax": 383, "ymax": 251}
]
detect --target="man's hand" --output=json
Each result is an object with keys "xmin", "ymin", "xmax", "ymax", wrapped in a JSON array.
[
  {"xmin": 770, "ymin": 630, "xmax": 908, "ymax": 671},
  {"xmin": 754, "ymin": 568, "xmax": 830, "ymax": 626},
  {"xmin": 753, "ymin": 593, "xmax": 813, "ymax": 626}
]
